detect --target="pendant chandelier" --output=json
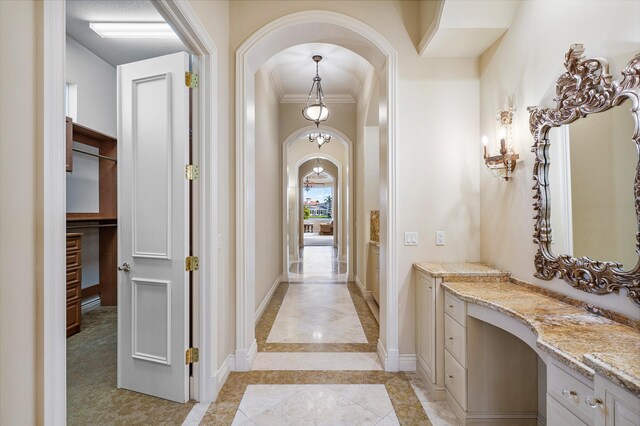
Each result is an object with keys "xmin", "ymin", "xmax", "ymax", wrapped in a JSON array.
[
  {"xmin": 302, "ymin": 55, "xmax": 329, "ymax": 126},
  {"xmin": 303, "ymin": 176, "xmax": 313, "ymax": 192},
  {"xmin": 313, "ymin": 158, "xmax": 324, "ymax": 175},
  {"xmin": 308, "ymin": 131, "xmax": 331, "ymax": 149}
]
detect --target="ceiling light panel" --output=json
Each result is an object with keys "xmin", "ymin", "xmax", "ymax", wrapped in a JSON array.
[{"xmin": 89, "ymin": 22, "xmax": 178, "ymax": 39}]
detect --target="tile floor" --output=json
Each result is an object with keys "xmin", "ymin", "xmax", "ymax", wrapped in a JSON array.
[
  {"xmin": 288, "ymin": 246, "xmax": 347, "ymax": 282},
  {"xmin": 231, "ymin": 384, "xmax": 399, "ymax": 425},
  {"xmin": 266, "ymin": 283, "xmax": 368, "ymax": 344},
  {"xmin": 195, "ymin": 246, "xmax": 458, "ymax": 425}
]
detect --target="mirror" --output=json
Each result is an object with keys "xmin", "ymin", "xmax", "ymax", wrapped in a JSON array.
[
  {"xmin": 549, "ymin": 98, "xmax": 637, "ymax": 268},
  {"xmin": 529, "ymin": 44, "xmax": 640, "ymax": 306}
]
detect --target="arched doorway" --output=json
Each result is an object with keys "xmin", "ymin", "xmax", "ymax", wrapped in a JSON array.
[{"xmin": 236, "ymin": 11, "xmax": 398, "ymax": 372}]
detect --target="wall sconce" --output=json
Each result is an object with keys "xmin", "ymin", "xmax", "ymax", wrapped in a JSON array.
[{"xmin": 482, "ymin": 108, "xmax": 519, "ymax": 181}]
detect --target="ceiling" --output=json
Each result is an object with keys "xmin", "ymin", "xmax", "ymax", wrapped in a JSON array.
[
  {"xmin": 66, "ymin": 0, "xmax": 187, "ymax": 67},
  {"xmin": 420, "ymin": 0, "xmax": 520, "ymax": 57},
  {"xmin": 264, "ymin": 43, "xmax": 373, "ymax": 104}
]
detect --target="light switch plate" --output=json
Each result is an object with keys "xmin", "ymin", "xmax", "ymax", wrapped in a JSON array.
[
  {"xmin": 436, "ymin": 231, "xmax": 445, "ymax": 246},
  {"xmin": 405, "ymin": 231, "xmax": 418, "ymax": 246}
]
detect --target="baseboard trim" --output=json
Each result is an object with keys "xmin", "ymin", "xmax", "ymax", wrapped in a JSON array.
[
  {"xmin": 234, "ymin": 338, "xmax": 257, "ymax": 372},
  {"xmin": 377, "ymin": 340, "xmax": 399, "ymax": 372},
  {"xmin": 255, "ymin": 274, "xmax": 281, "ymax": 321},
  {"xmin": 81, "ymin": 295, "xmax": 101, "ymax": 313},
  {"xmin": 416, "ymin": 360, "xmax": 446, "ymax": 400},
  {"xmin": 354, "ymin": 275, "xmax": 371, "ymax": 298},
  {"xmin": 399, "ymin": 354, "xmax": 417, "ymax": 371},
  {"xmin": 212, "ymin": 354, "xmax": 235, "ymax": 400}
]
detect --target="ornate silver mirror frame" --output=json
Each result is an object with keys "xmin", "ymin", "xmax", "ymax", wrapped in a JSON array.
[{"xmin": 528, "ymin": 44, "xmax": 640, "ymax": 306}]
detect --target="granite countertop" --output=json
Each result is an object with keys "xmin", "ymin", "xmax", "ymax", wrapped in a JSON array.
[
  {"xmin": 441, "ymin": 280, "xmax": 640, "ymax": 397},
  {"xmin": 413, "ymin": 262, "xmax": 511, "ymax": 280}
]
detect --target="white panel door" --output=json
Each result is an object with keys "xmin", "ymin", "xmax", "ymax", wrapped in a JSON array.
[{"xmin": 117, "ymin": 52, "xmax": 190, "ymax": 403}]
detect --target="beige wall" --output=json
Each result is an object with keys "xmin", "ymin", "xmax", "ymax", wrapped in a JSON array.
[
  {"xmin": 254, "ymin": 66, "xmax": 282, "ymax": 309},
  {"xmin": 185, "ymin": 0, "xmax": 233, "ymax": 371},
  {"xmin": 479, "ymin": 0, "xmax": 640, "ymax": 319},
  {"xmin": 0, "ymin": 1, "xmax": 39, "ymax": 423},
  {"xmin": 355, "ymin": 70, "xmax": 380, "ymax": 289}
]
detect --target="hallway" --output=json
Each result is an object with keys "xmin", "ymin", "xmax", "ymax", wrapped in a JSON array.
[{"xmin": 200, "ymin": 246, "xmax": 457, "ymax": 425}]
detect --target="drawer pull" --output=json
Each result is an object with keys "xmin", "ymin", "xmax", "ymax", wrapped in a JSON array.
[
  {"xmin": 562, "ymin": 389, "xmax": 578, "ymax": 399},
  {"xmin": 584, "ymin": 396, "xmax": 603, "ymax": 408},
  {"xmin": 447, "ymin": 375, "xmax": 454, "ymax": 379},
  {"xmin": 448, "ymin": 304, "xmax": 454, "ymax": 308},
  {"xmin": 447, "ymin": 336, "xmax": 453, "ymax": 340}
]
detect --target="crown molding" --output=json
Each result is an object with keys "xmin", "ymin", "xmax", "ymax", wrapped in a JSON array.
[
  {"xmin": 280, "ymin": 93, "xmax": 356, "ymax": 104},
  {"xmin": 351, "ymin": 60, "xmax": 371, "ymax": 101},
  {"xmin": 262, "ymin": 59, "xmax": 285, "ymax": 100}
]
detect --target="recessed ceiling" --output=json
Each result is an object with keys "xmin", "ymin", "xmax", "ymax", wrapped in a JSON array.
[
  {"xmin": 66, "ymin": 0, "xmax": 187, "ymax": 67},
  {"xmin": 264, "ymin": 43, "xmax": 373, "ymax": 103}
]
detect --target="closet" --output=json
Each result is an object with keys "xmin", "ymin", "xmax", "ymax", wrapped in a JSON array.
[{"xmin": 65, "ymin": 117, "xmax": 117, "ymax": 337}]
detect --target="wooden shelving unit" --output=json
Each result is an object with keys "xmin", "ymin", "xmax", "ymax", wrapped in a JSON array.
[{"xmin": 66, "ymin": 119, "xmax": 118, "ymax": 306}]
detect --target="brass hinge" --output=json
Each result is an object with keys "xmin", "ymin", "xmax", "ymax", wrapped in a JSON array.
[
  {"xmin": 185, "ymin": 347, "xmax": 199, "ymax": 364},
  {"xmin": 185, "ymin": 71, "xmax": 198, "ymax": 88},
  {"xmin": 185, "ymin": 164, "xmax": 199, "ymax": 180},
  {"xmin": 185, "ymin": 256, "xmax": 199, "ymax": 272}
]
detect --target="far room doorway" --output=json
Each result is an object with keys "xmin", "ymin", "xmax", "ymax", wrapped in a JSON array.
[{"xmin": 302, "ymin": 168, "xmax": 335, "ymax": 247}]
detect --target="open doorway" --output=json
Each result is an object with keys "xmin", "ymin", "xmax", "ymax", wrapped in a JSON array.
[
  {"xmin": 64, "ymin": 0, "xmax": 196, "ymax": 421},
  {"xmin": 302, "ymin": 170, "xmax": 334, "ymax": 247}
]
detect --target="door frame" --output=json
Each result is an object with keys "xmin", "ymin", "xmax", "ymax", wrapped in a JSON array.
[
  {"xmin": 235, "ymin": 11, "xmax": 398, "ymax": 372},
  {"xmin": 41, "ymin": 1, "xmax": 219, "ymax": 423}
]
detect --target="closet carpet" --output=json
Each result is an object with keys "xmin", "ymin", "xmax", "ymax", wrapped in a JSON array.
[{"xmin": 67, "ymin": 306, "xmax": 195, "ymax": 425}]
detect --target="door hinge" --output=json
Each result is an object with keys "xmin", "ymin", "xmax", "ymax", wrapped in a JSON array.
[
  {"xmin": 185, "ymin": 164, "xmax": 199, "ymax": 180},
  {"xmin": 185, "ymin": 256, "xmax": 199, "ymax": 272},
  {"xmin": 185, "ymin": 71, "xmax": 198, "ymax": 88},
  {"xmin": 185, "ymin": 347, "xmax": 199, "ymax": 364}
]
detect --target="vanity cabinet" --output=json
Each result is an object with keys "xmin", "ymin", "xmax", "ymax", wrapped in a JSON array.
[
  {"xmin": 414, "ymin": 263, "xmax": 510, "ymax": 401},
  {"xmin": 416, "ymin": 271, "xmax": 437, "ymax": 385},
  {"xmin": 443, "ymin": 291, "xmax": 539, "ymax": 425},
  {"xmin": 593, "ymin": 375, "xmax": 640, "ymax": 426}
]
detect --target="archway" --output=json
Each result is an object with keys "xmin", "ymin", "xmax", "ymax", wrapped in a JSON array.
[{"xmin": 236, "ymin": 11, "xmax": 398, "ymax": 372}]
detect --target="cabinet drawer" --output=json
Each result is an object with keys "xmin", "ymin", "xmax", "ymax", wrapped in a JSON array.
[
  {"xmin": 548, "ymin": 361, "xmax": 595, "ymax": 424},
  {"xmin": 66, "ymin": 250, "xmax": 81, "ymax": 269},
  {"xmin": 445, "ymin": 349, "xmax": 467, "ymax": 410},
  {"xmin": 66, "ymin": 267, "xmax": 81, "ymax": 285},
  {"xmin": 444, "ymin": 292, "xmax": 466, "ymax": 326},
  {"xmin": 66, "ymin": 283, "xmax": 81, "ymax": 301},
  {"xmin": 66, "ymin": 235, "xmax": 81, "ymax": 251},
  {"xmin": 547, "ymin": 394, "xmax": 588, "ymax": 426},
  {"xmin": 444, "ymin": 313, "xmax": 466, "ymax": 367},
  {"xmin": 66, "ymin": 299, "xmax": 81, "ymax": 337}
]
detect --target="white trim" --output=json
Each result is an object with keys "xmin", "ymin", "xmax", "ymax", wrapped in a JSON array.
[
  {"xmin": 237, "ymin": 10, "xmax": 398, "ymax": 372},
  {"xmin": 236, "ymin": 339, "xmax": 258, "ymax": 372},
  {"xmin": 81, "ymin": 296, "xmax": 101, "ymax": 313},
  {"xmin": 212, "ymin": 353, "xmax": 235, "ymax": 399},
  {"xmin": 255, "ymin": 275, "xmax": 281, "ymax": 321},
  {"xmin": 399, "ymin": 354, "xmax": 417, "ymax": 371},
  {"xmin": 41, "ymin": 1, "xmax": 67, "ymax": 423},
  {"xmin": 354, "ymin": 275, "xmax": 369, "ymax": 298},
  {"xmin": 154, "ymin": 0, "xmax": 220, "ymax": 403},
  {"xmin": 280, "ymin": 93, "xmax": 356, "ymax": 104},
  {"xmin": 43, "ymin": 0, "xmax": 220, "ymax": 418}
]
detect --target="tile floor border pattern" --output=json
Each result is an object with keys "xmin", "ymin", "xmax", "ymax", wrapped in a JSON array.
[
  {"xmin": 255, "ymin": 281, "xmax": 379, "ymax": 352},
  {"xmin": 199, "ymin": 371, "xmax": 432, "ymax": 425}
]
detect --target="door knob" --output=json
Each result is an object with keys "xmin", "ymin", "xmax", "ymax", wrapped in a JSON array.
[{"xmin": 118, "ymin": 262, "xmax": 131, "ymax": 272}]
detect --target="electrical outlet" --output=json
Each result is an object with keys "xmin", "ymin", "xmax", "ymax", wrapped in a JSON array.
[
  {"xmin": 436, "ymin": 231, "xmax": 445, "ymax": 246},
  {"xmin": 404, "ymin": 231, "xmax": 418, "ymax": 246}
]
